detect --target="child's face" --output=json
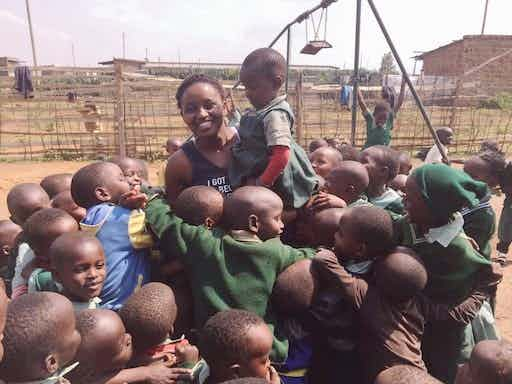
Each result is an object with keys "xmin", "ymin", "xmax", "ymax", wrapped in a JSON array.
[
  {"xmin": 403, "ymin": 176, "xmax": 432, "ymax": 227},
  {"xmin": 180, "ymin": 83, "xmax": 225, "ymax": 139},
  {"xmin": 439, "ymin": 130, "xmax": 454, "ymax": 145},
  {"xmin": 253, "ymin": 200, "xmax": 284, "ymax": 241},
  {"xmin": 0, "ymin": 223, "xmax": 22, "ymax": 261},
  {"xmin": 325, "ymin": 174, "xmax": 352, "ymax": 202},
  {"xmin": 361, "ymin": 148, "xmax": 388, "ymax": 187},
  {"xmin": 334, "ymin": 215, "xmax": 365, "ymax": 262},
  {"xmin": 240, "ymin": 70, "xmax": 278, "ymax": 110},
  {"xmin": 55, "ymin": 245, "xmax": 106, "ymax": 301},
  {"xmin": 98, "ymin": 164, "xmax": 131, "ymax": 204},
  {"xmin": 237, "ymin": 323, "xmax": 273, "ymax": 380},
  {"xmin": 374, "ymin": 110, "xmax": 388, "ymax": 127},
  {"xmin": 310, "ymin": 150, "xmax": 337, "ymax": 178}
]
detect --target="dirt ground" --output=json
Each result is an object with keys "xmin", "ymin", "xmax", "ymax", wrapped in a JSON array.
[{"xmin": 0, "ymin": 160, "xmax": 510, "ymax": 340}]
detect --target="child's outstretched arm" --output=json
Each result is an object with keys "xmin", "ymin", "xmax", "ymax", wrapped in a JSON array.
[
  {"xmin": 103, "ymin": 365, "xmax": 192, "ymax": 384},
  {"xmin": 144, "ymin": 196, "xmax": 211, "ymax": 263},
  {"xmin": 357, "ymin": 88, "xmax": 370, "ymax": 116},
  {"xmin": 258, "ymin": 111, "xmax": 293, "ymax": 187},
  {"xmin": 394, "ymin": 77, "xmax": 406, "ymax": 114},
  {"xmin": 312, "ymin": 249, "xmax": 368, "ymax": 308}
]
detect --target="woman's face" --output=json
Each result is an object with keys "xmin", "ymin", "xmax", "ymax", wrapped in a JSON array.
[{"xmin": 180, "ymin": 82, "xmax": 226, "ymax": 139}]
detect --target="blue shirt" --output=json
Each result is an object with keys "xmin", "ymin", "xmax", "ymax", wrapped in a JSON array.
[{"xmin": 81, "ymin": 204, "xmax": 152, "ymax": 310}]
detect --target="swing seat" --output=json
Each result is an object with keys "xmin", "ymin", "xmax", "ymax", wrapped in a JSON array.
[{"xmin": 300, "ymin": 40, "xmax": 333, "ymax": 55}]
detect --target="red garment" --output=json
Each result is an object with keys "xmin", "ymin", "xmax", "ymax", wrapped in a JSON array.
[
  {"xmin": 145, "ymin": 337, "xmax": 189, "ymax": 362},
  {"xmin": 259, "ymin": 146, "xmax": 291, "ymax": 187}
]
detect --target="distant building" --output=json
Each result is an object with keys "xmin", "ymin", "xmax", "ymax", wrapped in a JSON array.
[
  {"xmin": 0, "ymin": 57, "xmax": 21, "ymax": 77},
  {"xmin": 416, "ymin": 35, "xmax": 512, "ymax": 97}
]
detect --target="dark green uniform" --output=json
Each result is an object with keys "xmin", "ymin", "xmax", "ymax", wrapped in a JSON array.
[{"xmin": 145, "ymin": 197, "xmax": 315, "ymax": 363}]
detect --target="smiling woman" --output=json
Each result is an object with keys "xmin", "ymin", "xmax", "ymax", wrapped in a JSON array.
[{"xmin": 165, "ymin": 74, "xmax": 238, "ymax": 203}]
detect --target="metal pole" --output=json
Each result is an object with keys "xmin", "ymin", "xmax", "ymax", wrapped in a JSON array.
[
  {"xmin": 481, "ymin": 0, "xmax": 489, "ymax": 35},
  {"xmin": 367, "ymin": 0, "xmax": 448, "ymax": 162},
  {"xmin": 25, "ymin": 0, "xmax": 38, "ymax": 67},
  {"xmin": 351, "ymin": 0, "xmax": 362, "ymax": 146},
  {"xmin": 285, "ymin": 26, "xmax": 291, "ymax": 95}
]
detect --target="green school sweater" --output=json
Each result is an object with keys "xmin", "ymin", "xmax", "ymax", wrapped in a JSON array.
[
  {"xmin": 145, "ymin": 197, "xmax": 315, "ymax": 363},
  {"xmin": 395, "ymin": 217, "xmax": 491, "ymax": 305}
]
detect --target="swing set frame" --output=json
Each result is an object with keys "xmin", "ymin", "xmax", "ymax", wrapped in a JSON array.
[{"xmin": 234, "ymin": 0, "xmax": 448, "ymax": 161}]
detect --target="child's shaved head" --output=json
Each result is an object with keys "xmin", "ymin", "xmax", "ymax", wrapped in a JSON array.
[
  {"xmin": 397, "ymin": 152, "xmax": 412, "ymax": 175},
  {"xmin": 24, "ymin": 208, "xmax": 79, "ymax": 261},
  {"xmin": 223, "ymin": 186, "xmax": 284, "ymax": 240},
  {"xmin": 325, "ymin": 161, "xmax": 369, "ymax": 204},
  {"xmin": 455, "ymin": 340, "xmax": 512, "ymax": 384},
  {"xmin": 375, "ymin": 365, "xmax": 442, "ymax": 384},
  {"xmin": 361, "ymin": 145, "xmax": 400, "ymax": 186},
  {"xmin": 310, "ymin": 147, "xmax": 343, "ymax": 178},
  {"xmin": 309, "ymin": 138, "xmax": 329, "ymax": 153},
  {"xmin": 7, "ymin": 183, "xmax": 50, "ymax": 225},
  {"xmin": 51, "ymin": 190, "xmax": 86, "ymax": 223},
  {"xmin": 71, "ymin": 162, "xmax": 130, "ymax": 209},
  {"xmin": 375, "ymin": 247, "xmax": 427, "ymax": 302},
  {"xmin": 272, "ymin": 259, "xmax": 317, "ymax": 315},
  {"xmin": 69, "ymin": 309, "xmax": 133, "ymax": 384},
  {"xmin": 339, "ymin": 144, "xmax": 361, "ymax": 162},
  {"xmin": 119, "ymin": 283, "xmax": 177, "ymax": 353},
  {"xmin": 335, "ymin": 206, "xmax": 394, "ymax": 261},
  {"xmin": 199, "ymin": 309, "xmax": 272, "ymax": 381},
  {"xmin": 175, "ymin": 186, "xmax": 223, "ymax": 228},
  {"xmin": 0, "ymin": 292, "xmax": 81, "ymax": 382},
  {"xmin": 241, "ymin": 48, "xmax": 286, "ymax": 81},
  {"xmin": 40, "ymin": 173, "xmax": 73, "ymax": 198},
  {"xmin": 297, "ymin": 208, "xmax": 344, "ymax": 248}
]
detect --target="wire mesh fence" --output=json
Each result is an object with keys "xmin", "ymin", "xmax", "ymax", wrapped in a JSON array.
[{"xmin": 1, "ymin": 65, "xmax": 512, "ymax": 160}]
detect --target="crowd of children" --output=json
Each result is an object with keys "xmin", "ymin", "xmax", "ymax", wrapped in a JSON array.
[{"xmin": 0, "ymin": 47, "xmax": 510, "ymax": 384}]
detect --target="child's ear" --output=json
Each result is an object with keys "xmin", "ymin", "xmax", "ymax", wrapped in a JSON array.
[
  {"xmin": 356, "ymin": 242, "xmax": 367, "ymax": 259},
  {"xmin": 52, "ymin": 268, "xmax": 62, "ymax": 284},
  {"xmin": 44, "ymin": 354, "xmax": 59, "ymax": 375},
  {"xmin": 248, "ymin": 214, "xmax": 259, "ymax": 234},
  {"xmin": 273, "ymin": 75, "xmax": 284, "ymax": 90},
  {"xmin": 204, "ymin": 217, "xmax": 215, "ymax": 229},
  {"xmin": 94, "ymin": 186, "xmax": 112, "ymax": 203}
]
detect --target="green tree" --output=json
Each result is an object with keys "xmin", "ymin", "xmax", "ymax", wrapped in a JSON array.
[{"xmin": 379, "ymin": 52, "xmax": 399, "ymax": 76}]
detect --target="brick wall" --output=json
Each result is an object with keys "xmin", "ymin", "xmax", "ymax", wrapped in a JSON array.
[
  {"xmin": 422, "ymin": 35, "xmax": 512, "ymax": 97},
  {"xmin": 422, "ymin": 40, "xmax": 464, "ymax": 76}
]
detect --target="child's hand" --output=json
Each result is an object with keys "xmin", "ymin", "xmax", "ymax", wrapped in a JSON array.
[
  {"xmin": 175, "ymin": 344, "xmax": 199, "ymax": 366},
  {"xmin": 268, "ymin": 366, "xmax": 281, "ymax": 384},
  {"xmin": 119, "ymin": 187, "xmax": 148, "ymax": 210},
  {"xmin": 142, "ymin": 364, "xmax": 192, "ymax": 384},
  {"xmin": 311, "ymin": 192, "xmax": 347, "ymax": 211}
]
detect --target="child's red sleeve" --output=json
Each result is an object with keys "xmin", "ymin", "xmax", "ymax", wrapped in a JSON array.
[{"xmin": 259, "ymin": 145, "xmax": 291, "ymax": 187}]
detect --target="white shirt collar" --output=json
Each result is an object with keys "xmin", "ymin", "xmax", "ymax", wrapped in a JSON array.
[{"xmin": 423, "ymin": 212, "xmax": 464, "ymax": 247}]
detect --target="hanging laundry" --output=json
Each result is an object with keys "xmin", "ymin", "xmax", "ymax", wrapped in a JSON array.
[{"xmin": 14, "ymin": 66, "xmax": 34, "ymax": 99}]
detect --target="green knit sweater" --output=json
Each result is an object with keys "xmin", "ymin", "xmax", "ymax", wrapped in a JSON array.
[{"xmin": 145, "ymin": 197, "xmax": 315, "ymax": 363}]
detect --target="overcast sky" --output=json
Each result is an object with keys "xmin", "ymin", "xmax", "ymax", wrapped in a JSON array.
[{"xmin": 1, "ymin": 0, "xmax": 511, "ymax": 72}]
